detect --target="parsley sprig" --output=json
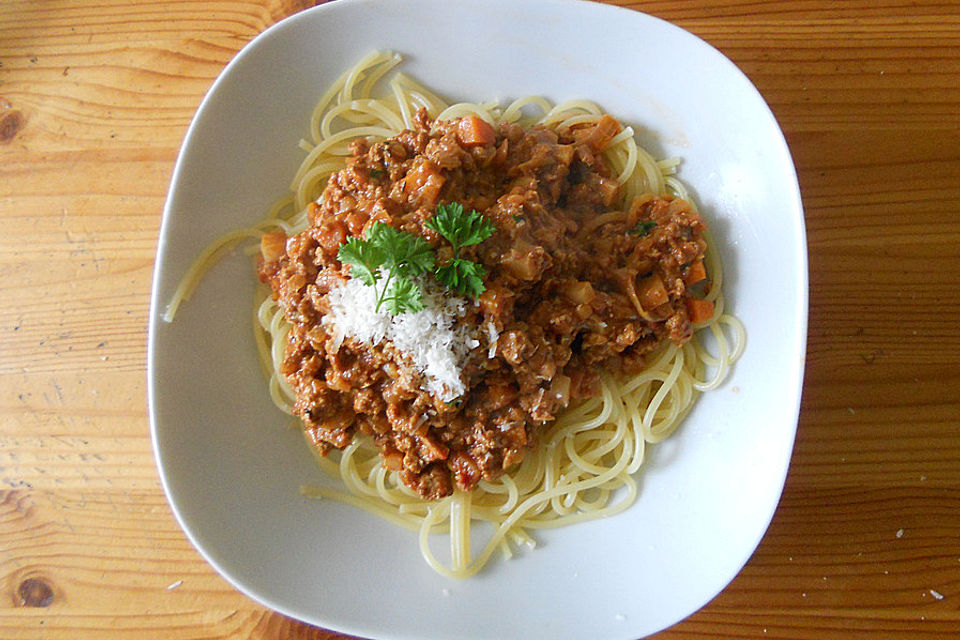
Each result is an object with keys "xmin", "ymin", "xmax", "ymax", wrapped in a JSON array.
[
  {"xmin": 337, "ymin": 222, "xmax": 435, "ymax": 314},
  {"xmin": 425, "ymin": 203, "xmax": 496, "ymax": 298},
  {"xmin": 336, "ymin": 203, "xmax": 496, "ymax": 315}
]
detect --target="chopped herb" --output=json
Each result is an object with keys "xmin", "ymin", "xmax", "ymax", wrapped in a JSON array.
[
  {"xmin": 369, "ymin": 168, "xmax": 385, "ymax": 179},
  {"xmin": 426, "ymin": 203, "xmax": 496, "ymax": 298},
  {"xmin": 631, "ymin": 220, "xmax": 657, "ymax": 237},
  {"xmin": 337, "ymin": 222, "xmax": 434, "ymax": 314}
]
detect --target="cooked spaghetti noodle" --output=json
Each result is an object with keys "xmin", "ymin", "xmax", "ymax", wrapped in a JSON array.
[{"xmin": 165, "ymin": 51, "xmax": 744, "ymax": 579}]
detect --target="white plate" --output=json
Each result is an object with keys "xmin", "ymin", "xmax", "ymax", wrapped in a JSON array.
[{"xmin": 148, "ymin": 1, "xmax": 807, "ymax": 638}]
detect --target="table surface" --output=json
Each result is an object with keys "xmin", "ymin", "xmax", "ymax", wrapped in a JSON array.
[{"xmin": 2, "ymin": 0, "xmax": 958, "ymax": 638}]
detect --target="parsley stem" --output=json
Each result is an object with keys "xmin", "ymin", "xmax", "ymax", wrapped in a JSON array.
[{"xmin": 375, "ymin": 268, "xmax": 394, "ymax": 313}]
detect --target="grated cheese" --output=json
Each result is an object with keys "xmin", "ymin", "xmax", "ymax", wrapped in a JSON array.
[{"xmin": 323, "ymin": 276, "xmax": 478, "ymax": 402}]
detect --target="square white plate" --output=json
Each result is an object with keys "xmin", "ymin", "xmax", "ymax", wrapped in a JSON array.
[{"xmin": 149, "ymin": 1, "xmax": 807, "ymax": 638}]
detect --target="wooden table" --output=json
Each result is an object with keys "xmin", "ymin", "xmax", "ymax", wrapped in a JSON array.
[{"xmin": 2, "ymin": 1, "xmax": 958, "ymax": 638}]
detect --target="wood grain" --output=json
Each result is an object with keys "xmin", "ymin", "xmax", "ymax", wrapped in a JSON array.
[{"xmin": 1, "ymin": 0, "xmax": 959, "ymax": 638}]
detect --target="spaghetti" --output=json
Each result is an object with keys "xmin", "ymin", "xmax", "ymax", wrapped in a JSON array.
[{"xmin": 166, "ymin": 51, "xmax": 744, "ymax": 578}]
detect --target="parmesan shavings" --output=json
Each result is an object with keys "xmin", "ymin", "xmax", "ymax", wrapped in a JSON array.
[{"xmin": 323, "ymin": 275, "xmax": 477, "ymax": 402}]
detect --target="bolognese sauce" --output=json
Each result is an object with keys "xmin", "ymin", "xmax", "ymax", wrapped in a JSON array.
[{"xmin": 258, "ymin": 108, "xmax": 710, "ymax": 500}]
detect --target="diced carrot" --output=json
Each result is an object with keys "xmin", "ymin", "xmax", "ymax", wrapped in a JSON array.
[
  {"xmin": 637, "ymin": 274, "xmax": 669, "ymax": 309},
  {"xmin": 581, "ymin": 114, "xmax": 621, "ymax": 151},
  {"xmin": 457, "ymin": 115, "xmax": 496, "ymax": 146},
  {"xmin": 417, "ymin": 172, "xmax": 444, "ymax": 207},
  {"xmin": 260, "ymin": 231, "xmax": 286, "ymax": 261},
  {"xmin": 686, "ymin": 298, "xmax": 715, "ymax": 323},
  {"xmin": 402, "ymin": 159, "xmax": 446, "ymax": 207},
  {"xmin": 684, "ymin": 259, "xmax": 707, "ymax": 285}
]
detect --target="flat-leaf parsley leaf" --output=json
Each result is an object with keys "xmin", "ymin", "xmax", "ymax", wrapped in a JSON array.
[
  {"xmin": 383, "ymin": 275, "xmax": 424, "ymax": 315},
  {"xmin": 366, "ymin": 222, "xmax": 435, "ymax": 277},
  {"xmin": 426, "ymin": 203, "xmax": 496, "ymax": 298},
  {"xmin": 337, "ymin": 236, "xmax": 383, "ymax": 286},
  {"xmin": 337, "ymin": 222, "xmax": 434, "ymax": 314},
  {"xmin": 435, "ymin": 258, "xmax": 487, "ymax": 297},
  {"xmin": 337, "ymin": 204, "xmax": 496, "ymax": 314}
]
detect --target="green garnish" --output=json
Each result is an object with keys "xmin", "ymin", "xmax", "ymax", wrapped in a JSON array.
[
  {"xmin": 425, "ymin": 202, "xmax": 496, "ymax": 298},
  {"xmin": 336, "ymin": 203, "xmax": 496, "ymax": 315},
  {"xmin": 337, "ymin": 222, "xmax": 435, "ymax": 314},
  {"xmin": 383, "ymin": 274, "xmax": 423, "ymax": 315},
  {"xmin": 435, "ymin": 258, "xmax": 487, "ymax": 299},
  {"xmin": 337, "ymin": 236, "xmax": 382, "ymax": 286},
  {"xmin": 631, "ymin": 220, "xmax": 657, "ymax": 237}
]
